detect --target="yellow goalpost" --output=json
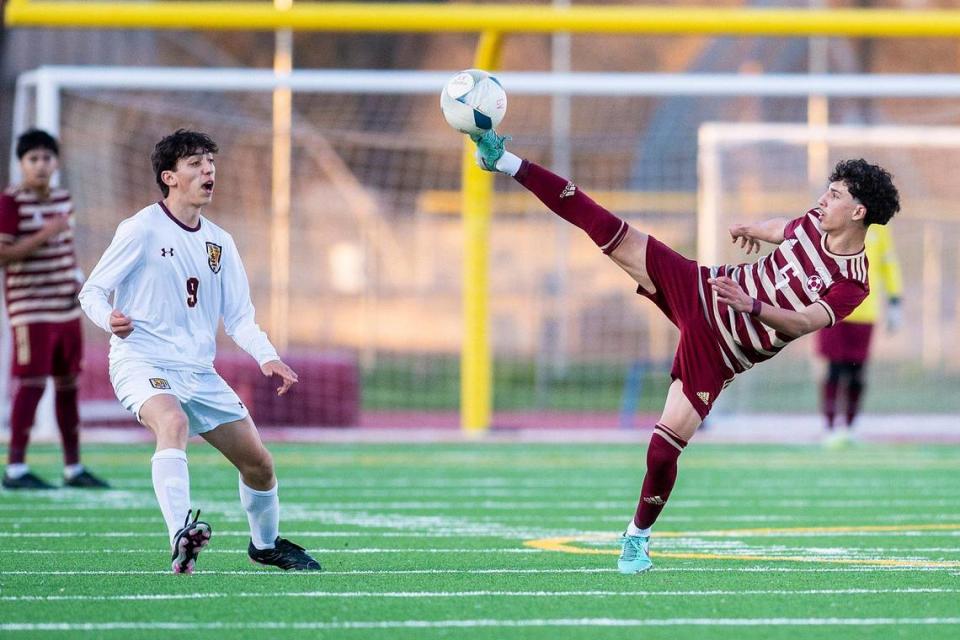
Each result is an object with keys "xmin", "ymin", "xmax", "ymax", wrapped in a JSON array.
[{"xmin": 7, "ymin": 0, "xmax": 960, "ymax": 434}]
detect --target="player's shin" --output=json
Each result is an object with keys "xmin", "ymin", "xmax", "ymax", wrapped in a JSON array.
[
  {"xmin": 513, "ymin": 161, "xmax": 627, "ymax": 254},
  {"xmin": 240, "ymin": 475, "xmax": 280, "ymax": 550},
  {"xmin": 151, "ymin": 448, "xmax": 192, "ymax": 543},
  {"xmin": 632, "ymin": 424, "xmax": 688, "ymax": 530}
]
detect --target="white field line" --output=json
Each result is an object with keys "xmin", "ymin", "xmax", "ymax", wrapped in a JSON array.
[
  {"xmin": 5, "ymin": 530, "xmax": 960, "ymax": 539},
  {"xmin": 4, "ymin": 618, "xmax": 960, "ymax": 631},
  {"xmin": 7, "ymin": 546, "xmax": 960, "ymax": 555},
  {"xmin": 4, "ymin": 587, "xmax": 960, "ymax": 603},
  {"xmin": 0, "ymin": 566, "xmax": 950, "ymax": 576},
  {"xmin": 3, "ymin": 499, "xmax": 960, "ymax": 510}
]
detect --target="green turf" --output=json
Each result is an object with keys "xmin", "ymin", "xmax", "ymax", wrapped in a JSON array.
[{"xmin": 2, "ymin": 442, "xmax": 960, "ymax": 639}]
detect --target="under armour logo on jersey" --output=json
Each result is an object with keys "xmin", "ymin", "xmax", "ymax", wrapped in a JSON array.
[
  {"xmin": 161, "ymin": 248, "xmax": 174, "ymax": 257},
  {"xmin": 560, "ymin": 182, "xmax": 577, "ymax": 199},
  {"xmin": 697, "ymin": 391, "xmax": 711, "ymax": 405},
  {"xmin": 642, "ymin": 495, "xmax": 665, "ymax": 506}
]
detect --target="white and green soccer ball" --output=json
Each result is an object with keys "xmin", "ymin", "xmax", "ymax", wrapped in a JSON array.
[{"xmin": 440, "ymin": 69, "xmax": 507, "ymax": 136}]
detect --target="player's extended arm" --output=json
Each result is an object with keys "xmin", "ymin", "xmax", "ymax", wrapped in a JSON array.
[
  {"xmin": 220, "ymin": 236, "xmax": 282, "ymax": 367},
  {"xmin": 728, "ymin": 218, "xmax": 792, "ymax": 254},
  {"xmin": 709, "ymin": 275, "xmax": 831, "ymax": 338},
  {"xmin": 0, "ymin": 215, "xmax": 71, "ymax": 266}
]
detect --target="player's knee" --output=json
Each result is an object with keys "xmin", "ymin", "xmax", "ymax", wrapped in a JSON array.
[
  {"xmin": 243, "ymin": 449, "xmax": 275, "ymax": 486},
  {"xmin": 53, "ymin": 375, "xmax": 78, "ymax": 391},
  {"xmin": 155, "ymin": 412, "xmax": 189, "ymax": 443}
]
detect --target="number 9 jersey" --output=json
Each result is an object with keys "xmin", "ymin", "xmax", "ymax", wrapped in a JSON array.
[{"xmin": 79, "ymin": 202, "xmax": 278, "ymax": 371}]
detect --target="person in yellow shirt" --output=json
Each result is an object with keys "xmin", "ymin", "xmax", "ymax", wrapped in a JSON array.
[{"xmin": 814, "ymin": 223, "xmax": 902, "ymax": 444}]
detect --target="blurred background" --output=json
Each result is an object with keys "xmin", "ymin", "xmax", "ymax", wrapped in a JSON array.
[{"xmin": 2, "ymin": 0, "xmax": 958, "ymax": 436}]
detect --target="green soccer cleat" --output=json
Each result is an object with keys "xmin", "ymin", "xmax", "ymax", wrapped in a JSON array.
[
  {"xmin": 470, "ymin": 129, "xmax": 510, "ymax": 172},
  {"xmin": 617, "ymin": 533, "xmax": 653, "ymax": 574}
]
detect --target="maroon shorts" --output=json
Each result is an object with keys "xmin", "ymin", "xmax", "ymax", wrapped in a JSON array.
[
  {"xmin": 10, "ymin": 318, "xmax": 83, "ymax": 378},
  {"xmin": 636, "ymin": 236, "xmax": 734, "ymax": 420},
  {"xmin": 815, "ymin": 321, "xmax": 874, "ymax": 364}
]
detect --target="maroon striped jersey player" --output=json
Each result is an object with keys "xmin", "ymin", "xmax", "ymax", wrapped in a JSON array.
[
  {"xmin": 704, "ymin": 209, "xmax": 869, "ymax": 374},
  {"xmin": 1, "ymin": 128, "xmax": 108, "ymax": 491},
  {"xmin": 0, "ymin": 186, "xmax": 82, "ymax": 327},
  {"xmin": 470, "ymin": 129, "xmax": 900, "ymax": 574}
]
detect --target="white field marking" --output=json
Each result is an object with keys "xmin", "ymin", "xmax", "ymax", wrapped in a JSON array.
[
  {"xmin": 9, "ymin": 498, "xmax": 960, "ymax": 511},
  {"xmin": 4, "ymin": 587, "xmax": 960, "ymax": 603},
  {"xmin": 0, "ymin": 566, "xmax": 946, "ymax": 577},
  {"xmin": 4, "ymin": 618, "xmax": 960, "ymax": 631}
]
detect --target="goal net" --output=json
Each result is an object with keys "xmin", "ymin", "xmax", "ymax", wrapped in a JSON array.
[{"xmin": 7, "ymin": 68, "xmax": 960, "ymax": 432}]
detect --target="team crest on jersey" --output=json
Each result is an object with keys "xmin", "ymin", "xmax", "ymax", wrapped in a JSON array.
[
  {"xmin": 149, "ymin": 378, "xmax": 171, "ymax": 390},
  {"xmin": 806, "ymin": 274, "xmax": 824, "ymax": 293},
  {"xmin": 206, "ymin": 242, "xmax": 222, "ymax": 273}
]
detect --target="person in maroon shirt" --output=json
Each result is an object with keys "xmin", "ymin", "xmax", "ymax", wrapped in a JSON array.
[
  {"xmin": 471, "ymin": 130, "xmax": 900, "ymax": 574},
  {"xmin": 0, "ymin": 129, "xmax": 109, "ymax": 490}
]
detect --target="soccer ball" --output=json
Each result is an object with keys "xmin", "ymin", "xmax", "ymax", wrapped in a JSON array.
[{"xmin": 440, "ymin": 69, "xmax": 507, "ymax": 136}]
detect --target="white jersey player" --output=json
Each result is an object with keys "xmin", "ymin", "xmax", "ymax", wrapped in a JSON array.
[{"xmin": 79, "ymin": 129, "xmax": 320, "ymax": 574}]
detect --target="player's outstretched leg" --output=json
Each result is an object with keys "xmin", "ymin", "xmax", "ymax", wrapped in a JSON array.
[
  {"xmin": 248, "ymin": 537, "xmax": 321, "ymax": 571},
  {"xmin": 170, "ymin": 509, "xmax": 212, "ymax": 574}
]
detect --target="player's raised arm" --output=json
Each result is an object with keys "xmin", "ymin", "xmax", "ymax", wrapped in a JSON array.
[
  {"xmin": 79, "ymin": 218, "xmax": 144, "ymax": 335},
  {"xmin": 728, "ymin": 217, "xmax": 792, "ymax": 253}
]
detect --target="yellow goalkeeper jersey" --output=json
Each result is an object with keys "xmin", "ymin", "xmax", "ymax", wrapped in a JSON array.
[{"xmin": 844, "ymin": 224, "xmax": 902, "ymax": 325}]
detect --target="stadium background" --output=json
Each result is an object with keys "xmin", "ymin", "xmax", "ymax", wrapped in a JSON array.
[{"xmin": 1, "ymin": 0, "xmax": 958, "ymax": 434}]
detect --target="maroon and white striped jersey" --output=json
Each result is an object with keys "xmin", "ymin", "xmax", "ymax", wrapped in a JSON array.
[
  {"xmin": 699, "ymin": 209, "xmax": 869, "ymax": 373},
  {"xmin": 0, "ymin": 186, "xmax": 82, "ymax": 327}
]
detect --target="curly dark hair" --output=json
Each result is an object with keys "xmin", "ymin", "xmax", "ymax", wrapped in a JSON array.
[
  {"xmin": 829, "ymin": 159, "xmax": 900, "ymax": 226},
  {"xmin": 151, "ymin": 129, "xmax": 219, "ymax": 197},
  {"xmin": 16, "ymin": 129, "xmax": 59, "ymax": 159}
]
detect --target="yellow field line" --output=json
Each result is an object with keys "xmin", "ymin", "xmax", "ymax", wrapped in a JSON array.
[{"xmin": 525, "ymin": 524, "xmax": 960, "ymax": 567}]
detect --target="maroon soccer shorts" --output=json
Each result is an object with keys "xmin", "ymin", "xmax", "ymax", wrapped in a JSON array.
[
  {"xmin": 10, "ymin": 318, "xmax": 83, "ymax": 378},
  {"xmin": 635, "ymin": 236, "xmax": 735, "ymax": 420},
  {"xmin": 815, "ymin": 320, "xmax": 874, "ymax": 364}
]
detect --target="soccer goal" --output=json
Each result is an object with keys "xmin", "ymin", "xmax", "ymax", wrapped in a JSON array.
[
  {"xmin": 7, "ymin": 68, "xmax": 960, "ymax": 434},
  {"xmin": 699, "ymin": 122, "xmax": 960, "ymax": 417}
]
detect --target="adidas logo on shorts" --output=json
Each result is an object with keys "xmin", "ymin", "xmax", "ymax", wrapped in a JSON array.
[{"xmin": 697, "ymin": 391, "xmax": 711, "ymax": 405}]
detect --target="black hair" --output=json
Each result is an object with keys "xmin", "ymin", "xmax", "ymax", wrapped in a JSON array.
[
  {"xmin": 151, "ymin": 129, "xmax": 219, "ymax": 197},
  {"xmin": 16, "ymin": 129, "xmax": 59, "ymax": 159},
  {"xmin": 829, "ymin": 159, "xmax": 900, "ymax": 226}
]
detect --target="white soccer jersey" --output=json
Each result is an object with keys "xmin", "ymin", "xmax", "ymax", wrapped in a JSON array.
[{"xmin": 79, "ymin": 202, "xmax": 278, "ymax": 371}]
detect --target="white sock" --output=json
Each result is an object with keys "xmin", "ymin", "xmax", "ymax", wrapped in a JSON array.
[
  {"xmin": 151, "ymin": 448, "xmax": 191, "ymax": 544},
  {"xmin": 240, "ymin": 476, "xmax": 279, "ymax": 550},
  {"xmin": 627, "ymin": 521, "xmax": 651, "ymax": 537},
  {"xmin": 5, "ymin": 463, "xmax": 28, "ymax": 479},
  {"xmin": 495, "ymin": 151, "xmax": 522, "ymax": 176},
  {"xmin": 64, "ymin": 464, "xmax": 84, "ymax": 479}
]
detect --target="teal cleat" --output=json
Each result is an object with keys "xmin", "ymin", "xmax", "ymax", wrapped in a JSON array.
[
  {"xmin": 470, "ymin": 129, "xmax": 510, "ymax": 172},
  {"xmin": 617, "ymin": 533, "xmax": 653, "ymax": 574}
]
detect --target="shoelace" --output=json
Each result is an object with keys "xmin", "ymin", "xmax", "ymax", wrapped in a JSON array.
[{"xmin": 182, "ymin": 509, "xmax": 202, "ymax": 529}]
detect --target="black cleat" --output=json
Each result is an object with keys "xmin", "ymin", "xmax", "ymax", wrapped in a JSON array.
[
  {"xmin": 170, "ymin": 509, "xmax": 212, "ymax": 574},
  {"xmin": 64, "ymin": 469, "xmax": 110, "ymax": 489},
  {"xmin": 248, "ymin": 537, "xmax": 321, "ymax": 571},
  {"xmin": 2, "ymin": 471, "xmax": 56, "ymax": 490}
]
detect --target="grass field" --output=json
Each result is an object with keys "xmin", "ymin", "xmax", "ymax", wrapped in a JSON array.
[{"xmin": 2, "ymin": 441, "xmax": 960, "ymax": 639}]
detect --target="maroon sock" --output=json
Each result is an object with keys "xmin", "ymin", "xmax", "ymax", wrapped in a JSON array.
[
  {"xmin": 7, "ymin": 383, "xmax": 46, "ymax": 465},
  {"xmin": 845, "ymin": 380, "xmax": 864, "ymax": 427},
  {"xmin": 821, "ymin": 379, "xmax": 838, "ymax": 429},
  {"xmin": 55, "ymin": 383, "xmax": 81, "ymax": 466},
  {"xmin": 634, "ymin": 424, "xmax": 688, "ymax": 529},
  {"xmin": 514, "ymin": 160, "xmax": 628, "ymax": 254}
]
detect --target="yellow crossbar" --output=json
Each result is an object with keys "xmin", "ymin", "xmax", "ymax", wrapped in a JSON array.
[{"xmin": 9, "ymin": 1, "xmax": 960, "ymax": 37}]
